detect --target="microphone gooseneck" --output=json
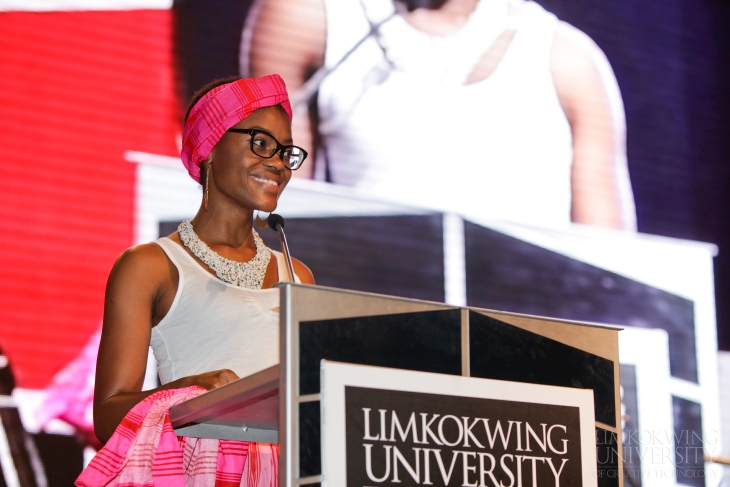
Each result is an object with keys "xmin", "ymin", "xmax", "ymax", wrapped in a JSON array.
[
  {"xmin": 291, "ymin": 11, "xmax": 396, "ymax": 109},
  {"xmin": 267, "ymin": 213, "xmax": 296, "ymax": 283}
]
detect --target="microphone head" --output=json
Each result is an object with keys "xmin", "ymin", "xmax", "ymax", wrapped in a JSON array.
[{"xmin": 267, "ymin": 213, "xmax": 285, "ymax": 231}]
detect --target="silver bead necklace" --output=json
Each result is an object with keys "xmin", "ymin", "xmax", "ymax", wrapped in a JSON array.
[{"xmin": 178, "ymin": 220, "xmax": 272, "ymax": 289}]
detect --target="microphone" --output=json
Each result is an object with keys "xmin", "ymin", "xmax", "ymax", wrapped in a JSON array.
[
  {"xmin": 267, "ymin": 214, "xmax": 296, "ymax": 283},
  {"xmin": 291, "ymin": 11, "xmax": 396, "ymax": 109}
]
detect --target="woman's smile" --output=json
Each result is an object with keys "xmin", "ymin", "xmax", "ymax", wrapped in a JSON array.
[
  {"xmin": 208, "ymin": 105, "xmax": 294, "ymax": 211},
  {"xmin": 250, "ymin": 173, "xmax": 282, "ymax": 192}
]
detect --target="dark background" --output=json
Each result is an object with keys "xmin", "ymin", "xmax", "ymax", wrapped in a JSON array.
[
  {"xmin": 533, "ymin": 0, "xmax": 730, "ymax": 353},
  {"xmin": 172, "ymin": 0, "xmax": 730, "ymax": 351}
]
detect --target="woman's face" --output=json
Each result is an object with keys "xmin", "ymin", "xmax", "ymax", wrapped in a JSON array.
[{"xmin": 208, "ymin": 106, "xmax": 293, "ymax": 213}]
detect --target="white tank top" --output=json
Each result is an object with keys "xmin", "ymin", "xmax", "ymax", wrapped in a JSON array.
[
  {"xmin": 150, "ymin": 237, "xmax": 300, "ymax": 385},
  {"xmin": 318, "ymin": 0, "xmax": 573, "ymax": 227}
]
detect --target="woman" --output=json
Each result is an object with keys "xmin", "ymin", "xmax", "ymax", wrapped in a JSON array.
[
  {"xmin": 92, "ymin": 74, "xmax": 314, "ymax": 447},
  {"xmin": 247, "ymin": 0, "xmax": 636, "ymax": 230}
]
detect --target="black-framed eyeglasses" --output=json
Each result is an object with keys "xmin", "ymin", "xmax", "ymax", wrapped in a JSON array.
[{"xmin": 226, "ymin": 128, "xmax": 308, "ymax": 170}]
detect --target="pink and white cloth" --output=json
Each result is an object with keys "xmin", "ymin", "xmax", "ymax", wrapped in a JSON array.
[
  {"xmin": 76, "ymin": 387, "xmax": 279, "ymax": 487},
  {"xmin": 38, "ymin": 330, "xmax": 100, "ymax": 446}
]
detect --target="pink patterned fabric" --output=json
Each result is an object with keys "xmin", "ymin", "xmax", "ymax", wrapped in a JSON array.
[
  {"xmin": 76, "ymin": 387, "xmax": 279, "ymax": 487},
  {"xmin": 181, "ymin": 74, "xmax": 292, "ymax": 183},
  {"xmin": 242, "ymin": 443, "xmax": 279, "ymax": 487}
]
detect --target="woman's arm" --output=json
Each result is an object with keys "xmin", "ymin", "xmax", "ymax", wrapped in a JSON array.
[
  {"xmin": 551, "ymin": 22, "xmax": 636, "ymax": 230},
  {"xmin": 93, "ymin": 244, "xmax": 239, "ymax": 444},
  {"xmin": 249, "ymin": 0, "xmax": 326, "ymax": 179}
]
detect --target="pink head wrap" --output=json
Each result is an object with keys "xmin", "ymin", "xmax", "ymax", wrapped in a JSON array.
[{"xmin": 181, "ymin": 74, "xmax": 293, "ymax": 183}]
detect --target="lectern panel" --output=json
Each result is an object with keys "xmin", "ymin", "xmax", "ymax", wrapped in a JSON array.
[
  {"xmin": 464, "ymin": 222, "xmax": 696, "ymax": 383},
  {"xmin": 278, "ymin": 285, "xmax": 623, "ymax": 487},
  {"xmin": 469, "ymin": 311, "xmax": 616, "ymax": 426},
  {"xmin": 596, "ymin": 427, "xmax": 620, "ymax": 487},
  {"xmin": 298, "ymin": 309, "xmax": 462, "ymax": 395},
  {"xmin": 672, "ymin": 396, "xmax": 705, "ymax": 487},
  {"xmin": 299, "ymin": 402, "xmax": 321, "ymax": 478}
]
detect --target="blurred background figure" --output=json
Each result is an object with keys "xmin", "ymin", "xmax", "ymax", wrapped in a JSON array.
[
  {"xmin": 37, "ymin": 332, "xmax": 100, "ymax": 450},
  {"xmin": 246, "ymin": 0, "xmax": 636, "ymax": 229}
]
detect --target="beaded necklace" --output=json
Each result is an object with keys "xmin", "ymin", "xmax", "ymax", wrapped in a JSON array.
[{"xmin": 178, "ymin": 220, "xmax": 271, "ymax": 289}]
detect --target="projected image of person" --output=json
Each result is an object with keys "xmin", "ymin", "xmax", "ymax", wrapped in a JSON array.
[
  {"xmin": 245, "ymin": 0, "xmax": 636, "ymax": 230},
  {"xmin": 81, "ymin": 75, "xmax": 313, "ymax": 483}
]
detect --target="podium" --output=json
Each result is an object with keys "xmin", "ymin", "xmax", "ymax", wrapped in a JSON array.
[{"xmin": 169, "ymin": 283, "xmax": 623, "ymax": 487}]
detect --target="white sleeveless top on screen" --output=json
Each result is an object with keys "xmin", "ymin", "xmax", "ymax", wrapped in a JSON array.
[
  {"xmin": 150, "ymin": 237, "xmax": 300, "ymax": 385},
  {"xmin": 318, "ymin": 0, "xmax": 574, "ymax": 227}
]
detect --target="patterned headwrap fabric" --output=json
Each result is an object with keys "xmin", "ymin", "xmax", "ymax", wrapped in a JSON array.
[{"xmin": 181, "ymin": 74, "xmax": 292, "ymax": 183}]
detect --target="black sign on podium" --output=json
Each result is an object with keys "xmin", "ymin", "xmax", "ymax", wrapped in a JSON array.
[
  {"xmin": 169, "ymin": 283, "xmax": 623, "ymax": 487},
  {"xmin": 321, "ymin": 361, "xmax": 597, "ymax": 487}
]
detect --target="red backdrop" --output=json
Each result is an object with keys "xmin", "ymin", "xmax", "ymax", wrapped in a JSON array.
[{"xmin": 0, "ymin": 9, "xmax": 179, "ymax": 389}]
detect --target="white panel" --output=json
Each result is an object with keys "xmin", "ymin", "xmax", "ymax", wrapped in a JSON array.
[
  {"xmin": 135, "ymin": 163, "xmax": 201, "ymax": 245},
  {"xmin": 619, "ymin": 327, "xmax": 678, "ymax": 487},
  {"xmin": 443, "ymin": 213, "xmax": 466, "ymax": 306},
  {"xmin": 717, "ymin": 351, "xmax": 730, "ymax": 483},
  {"xmin": 131, "ymin": 152, "xmax": 431, "ymax": 243}
]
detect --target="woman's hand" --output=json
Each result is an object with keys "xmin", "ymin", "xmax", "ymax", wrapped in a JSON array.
[
  {"xmin": 93, "ymin": 369, "xmax": 241, "ymax": 444},
  {"xmin": 180, "ymin": 369, "xmax": 240, "ymax": 390}
]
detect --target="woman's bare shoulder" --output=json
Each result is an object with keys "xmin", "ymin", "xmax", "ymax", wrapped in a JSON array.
[
  {"xmin": 292, "ymin": 257, "xmax": 315, "ymax": 285},
  {"xmin": 117, "ymin": 242, "xmax": 168, "ymax": 265},
  {"xmin": 108, "ymin": 242, "xmax": 173, "ymax": 288}
]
